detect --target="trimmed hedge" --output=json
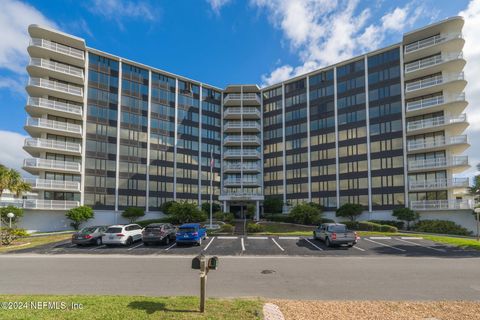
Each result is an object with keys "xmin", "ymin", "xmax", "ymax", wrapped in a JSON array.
[
  {"xmin": 413, "ymin": 220, "xmax": 471, "ymax": 236},
  {"xmin": 263, "ymin": 214, "xmax": 335, "ymax": 226},
  {"xmin": 342, "ymin": 221, "xmax": 398, "ymax": 233},
  {"xmin": 368, "ymin": 220, "xmax": 404, "ymax": 230},
  {"xmin": 247, "ymin": 223, "xmax": 265, "ymax": 233},
  {"xmin": 136, "ymin": 218, "xmax": 172, "ymax": 227}
]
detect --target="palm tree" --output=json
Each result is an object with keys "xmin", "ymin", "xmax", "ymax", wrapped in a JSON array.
[{"xmin": 0, "ymin": 164, "xmax": 31, "ymax": 198}]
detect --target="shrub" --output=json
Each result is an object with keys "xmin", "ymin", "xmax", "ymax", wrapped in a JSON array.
[
  {"xmin": 65, "ymin": 206, "xmax": 94, "ymax": 230},
  {"xmin": 122, "ymin": 207, "xmax": 145, "ymax": 223},
  {"xmin": 0, "ymin": 228, "xmax": 28, "ymax": 245},
  {"xmin": 160, "ymin": 201, "xmax": 177, "ymax": 215},
  {"xmin": 341, "ymin": 221, "xmax": 397, "ymax": 233},
  {"xmin": 369, "ymin": 220, "xmax": 404, "ymax": 230},
  {"xmin": 380, "ymin": 225, "xmax": 398, "ymax": 233},
  {"xmin": 392, "ymin": 208, "xmax": 419, "ymax": 230},
  {"xmin": 201, "ymin": 202, "xmax": 221, "ymax": 215},
  {"xmin": 247, "ymin": 223, "xmax": 265, "ymax": 233},
  {"xmin": 264, "ymin": 214, "xmax": 292, "ymax": 223},
  {"xmin": 246, "ymin": 204, "xmax": 256, "ymax": 219},
  {"xmin": 414, "ymin": 220, "xmax": 471, "ymax": 236},
  {"xmin": 336, "ymin": 203, "xmax": 364, "ymax": 221},
  {"xmin": 0, "ymin": 206, "xmax": 24, "ymax": 226},
  {"xmin": 223, "ymin": 212, "xmax": 235, "ymax": 224},
  {"xmin": 219, "ymin": 224, "xmax": 234, "ymax": 233},
  {"xmin": 263, "ymin": 196, "xmax": 283, "ymax": 214},
  {"xmin": 214, "ymin": 212, "xmax": 224, "ymax": 221},
  {"xmin": 168, "ymin": 201, "xmax": 207, "ymax": 224},
  {"xmin": 288, "ymin": 202, "xmax": 323, "ymax": 225}
]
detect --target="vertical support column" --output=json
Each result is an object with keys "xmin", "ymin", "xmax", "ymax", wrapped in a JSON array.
[
  {"xmin": 115, "ymin": 60, "xmax": 123, "ymax": 213},
  {"xmin": 220, "ymin": 92, "xmax": 224, "ymax": 205},
  {"xmin": 334, "ymin": 67, "xmax": 340, "ymax": 209},
  {"xmin": 80, "ymin": 51, "xmax": 89, "ymax": 206},
  {"xmin": 240, "ymin": 86, "xmax": 244, "ymax": 195},
  {"xmin": 399, "ymin": 45, "xmax": 409, "ymax": 208},
  {"xmin": 306, "ymin": 76, "xmax": 312, "ymax": 202},
  {"xmin": 198, "ymin": 84, "xmax": 203, "ymax": 206},
  {"xmin": 281, "ymin": 83, "xmax": 287, "ymax": 209},
  {"xmin": 146, "ymin": 70, "xmax": 152, "ymax": 212},
  {"xmin": 255, "ymin": 200, "xmax": 259, "ymax": 221},
  {"xmin": 173, "ymin": 78, "xmax": 179, "ymax": 201},
  {"xmin": 259, "ymin": 90, "xmax": 265, "ymax": 202},
  {"xmin": 364, "ymin": 55, "xmax": 372, "ymax": 213}
]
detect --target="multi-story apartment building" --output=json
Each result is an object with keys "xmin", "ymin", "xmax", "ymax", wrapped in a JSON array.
[{"xmin": 19, "ymin": 16, "xmax": 472, "ymax": 225}]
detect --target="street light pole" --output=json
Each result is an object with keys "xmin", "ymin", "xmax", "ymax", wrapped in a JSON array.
[
  {"xmin": 475, "ymin": 208, "xmax": 480, "ymax": 242},
  {"xmin": 7, "ymin": 212, "xmax": 15, "ymax": 229}
]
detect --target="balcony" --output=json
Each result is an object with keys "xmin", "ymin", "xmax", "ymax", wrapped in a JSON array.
[
  {"xmin": 407, "ymin": 156, "xmax": 469, "ymax": 173},
  {"xmin": 223, "ymin": 162, "xmax": 261, "ymax": 173},
  {"xmin": 223, "ymin": 149, "xmax": 261, "ymax": 159},
  {"xmin": 25, "ymin": 117, "xmax": 82, "ymax": 138},
  {"xmin": 26, "ymin": 77, "xmax": 83, "ymax": 102},
  {"xmin": 24, "ymin": 138, "xmax": 81, "ymax": 156},
  {"xmin": 406, "ymin": 114, "xmax": 468, "ymax": 135},
  {"xmin": 404, "ymin": 53, "xmax": 465, "ymax": 80},
  {"xmin": 0, "ymin": 199, "xmax": 79, "ymax": 210},
  {"xmin": 410, "ymin": 199, "xmax": 473, "ymax": 211},
  {"xmin": 408, "ymin": 178, "xmax": 469, "ymax": 191},
  {"xmin": 23, "ymin": 158, "xmax": 81, "ymax": 174},
  {"xmin": 28, "ymin": 38, "xmax": 84, "ymax": 67},
  {"xmin": 219, "ymin": 189, "xmax": 264, "ymax": 201},
  {"xmin": 224, "ymin": 121, "xmax": 261, "ymax": 133},
  {"xmin": 223, "ymin": 178, "xmax": 262, "ymax": 187},
  {"xmin": 405, "ymin": 93, "xmax": 467, "ymax": 116},
  {"xmin": 404, "ymin": 33, "xmax": 464, "ymax": 62},
  {"xmin": 407, "ymin": 135, "xmax": 469, "ymax": 153},
  {"xmin": 405, "ymin": 73, "xmax": 466, "ymax": 99},
  {"xmin": 25, "ymin": 97, "xmax": 83, "ymax": 120},
  {"xmin": 25, "ymin": 178, "xmax": 81, "ymax": 192},
  {"xmin": 223, "ymin": 93, "xmax": 261, "ymax": 106},
  {"xmin": 224, "ymin": 107, "xmax": 261, "ymax": 119},
  {"xmin": 27, "ymin": 58, "xmax": 84, "ymax": 84},
  {"xmin": 224, "ymin": 135, "xmax": 261, "ymax": 146}
]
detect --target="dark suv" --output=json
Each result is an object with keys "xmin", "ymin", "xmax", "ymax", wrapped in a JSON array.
[{"xmin": 142, "ymin": 223, "xmax": 177, "ymax": 245}]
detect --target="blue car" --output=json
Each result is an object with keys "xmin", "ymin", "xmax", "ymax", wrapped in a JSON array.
[{"xmin": 175, "ymin": 223, "xmax": 207, "ymax": 246}]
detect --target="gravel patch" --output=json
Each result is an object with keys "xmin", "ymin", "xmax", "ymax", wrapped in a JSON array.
[{"xmin": 270, "ymin": 300, "xmax": 480, "ymax": 320}]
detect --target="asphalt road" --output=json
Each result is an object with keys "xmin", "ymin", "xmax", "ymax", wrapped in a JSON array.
[{"xmin": 1, "ymin": 254, "xmax": 479, "ymax": 300}]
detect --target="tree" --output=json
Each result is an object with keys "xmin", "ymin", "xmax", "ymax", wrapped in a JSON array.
[
  {"xmin": 122, "ymin": 207, "xmax": 145, "ymax": 223},
  {"xmin": 0, "ymin": 206, "xmax": 24, "ymax": 226},
  {"xmin": 392, "ymin": 208, "xmax": 419, "ymax": 230},
  {"xmin": 246, "ymin": 204, "xmax": 256, "ymax": 219},
  {"xmin": 0, "ymin": 164, "xmax": 31, "ymax": 198},
  {"xmin": 160, "ymin": 200, "xmax": 177, "ymax": 215},
  {"xmin": 289, "ymin": 202, "xmax": 323, "ymax": 225},
  {"xmin": 169, "ymin": 201, "xmax": 206, "ymax": 224},
  {"xmin": 65, "ymin": 206, "xmax": 94, "ymax": 230},
  {"xmin": 335, "ymin": 203, "xmax": 364, "ymax": 222},
  {"xmin": 263, "ymin": 196, "xmax": 283, "ymax": 214},
  {"xmin": 201, "ymin": 202, "xmax": 221, "ymax": 215}
]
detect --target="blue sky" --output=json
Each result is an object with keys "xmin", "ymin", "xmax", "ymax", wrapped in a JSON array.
[{"xmin": 0, "ymin": 0, "xmax": 479, "ymax": 176}]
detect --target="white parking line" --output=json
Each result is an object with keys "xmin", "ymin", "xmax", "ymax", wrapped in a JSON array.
[
  {"xmin": 400, "ymin": 237, "xmax": 423, "ymax": 240},
  {"xmin": 278, "ymin": 236, "xmax": 300, "ymax": 240},
  {"xmin": 89, "ymin": 245, "xmax": 106, "ymax": 251},
  {"xmin": 303, "ymin": 238, "xmax": 323, "ymax": 251},
  {"xmin": 271, "ymin": 238, "xmax": 285, "ymax": 251},
  {"xmin": 127, "ymin": 243, "xmax": 144, "ymax": 251},
  {"xmin": 203, "ymin": 237, "xmax": 215, "ymax": 251},
  {"xmin": 351, "ymin": 245, "xmax": 366, "ymax": 252},
  {"xmin": 247, "ymin": 236, "xmax": 268, "ymax": 239},
  {"xmin": 217, "ymin": 236, "xmax": 238, "ymax": 239},
  {"xmin": 364, "ymin": 238, "xmax": 406, "ymax": 252},
  {"xmin": 165, "ymin": 243, "xmax": 176, "ymax": 251},
  {"xmin": 370, "ymin": 236, "xmax": 392, "ymax": 240},
  {"xmin": 395, "ymin": 238, "xmax": 446, "ymax": 252},
  {"xmin": 241, "ymin": 238, "xmax": 245, "ymax": 251}
]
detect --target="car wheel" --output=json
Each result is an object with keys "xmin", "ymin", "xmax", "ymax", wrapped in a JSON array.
[
  {"xmin": 126, "ymin": 237, "xmax": 133, "ymax": 246},
  {"xmin": 96, "ymin": 238, "xmax": 102, "ymax": 246},
  {"xmin": 348, "ymin": 244, "xmax": 353, "ymax": 248},
  {"xmin": 144, "ymin": 242, "xmax": 150, "ymax": 246},
  {"xmin": 325, "ymin": 238, "xmax": 331, "ymax": 248},
  {"xmin": 165, "ymin": 236, "xmax": 170, "ymax": 245}
]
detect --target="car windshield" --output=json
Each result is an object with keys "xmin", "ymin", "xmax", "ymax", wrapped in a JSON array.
[
  {"xmin": 179, "ymin": 227, "xmax": 196, "ymax": 233},
  {"xmin": 145, "ymin": 226, "xmax": 161, "ymax": 231},
  {"xmin": 329, "ymin": 225, "xmax": 347, "ymax": 232},
  {"xmin": 105, "ymin": 227, "xmax": 123, "ymax": 234},
  {"xmin": 79, "ymin": 227, "xmax": 97, "ymax": 234}
]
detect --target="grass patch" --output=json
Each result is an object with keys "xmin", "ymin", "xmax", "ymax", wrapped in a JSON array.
[
  {"xmin": 0, "ymin": 295, "xmax": 263, "ymax": 320},
  {"xmin": 254, "ymin": 222, "xmax": 314, "ymax": 236},
  {"xmin": 0, "ymin": 234, "xmax": 71, "ymax": 253}
]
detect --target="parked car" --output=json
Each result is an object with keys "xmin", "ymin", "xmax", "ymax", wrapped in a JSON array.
[
  {"xmin": 175, "ymin": 223, "xmax": 207, "ymax": 246},
  {"xmin": 102, "ymin": 224, "xmax": 143, "ymax": 246},
  {"xmin": 313, "ymin": 223, "xmax": 358, "ymax": 247},
  {"xmin": 142, "ymin": 223, "xmax": 177, "ymax": 245},
  {"xmin": 72, "ymin": 226, "xmax": 108, "ymax": 246}
]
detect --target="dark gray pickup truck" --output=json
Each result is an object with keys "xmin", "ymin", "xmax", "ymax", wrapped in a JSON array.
[{"xmin": 313, "ymin": 223, "xmax": 358, "ymax": 247}]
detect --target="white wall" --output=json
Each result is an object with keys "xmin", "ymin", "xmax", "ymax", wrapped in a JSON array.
[{"xmin": 18, "ymin": 210, "xmax": 165, "ymax": 233}]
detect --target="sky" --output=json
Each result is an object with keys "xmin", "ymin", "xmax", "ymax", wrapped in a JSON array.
[{"xmin": 0, "ymin": 0, "xmax": 479, "ymax": 180}]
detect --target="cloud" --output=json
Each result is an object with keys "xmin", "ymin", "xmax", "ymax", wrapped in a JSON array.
[
  {"xmin": 207, "ymin": 0, "xmax": 232, "ymax": 14},
  {"xmin": 0, "ymin": 76, "xmax": 26, "ymax": 96},
  {"xmin": 252, "ymin": 0, "xmax": 428, "ymax": 86},
  {"xmin": 0, "ymin": 130, "xmax": 29, "ymax": 175},
  {"xmin": 88, "ymin": 0, "xmax": 160, "ymax": 28},
  {"xmin": 0, "ymin": 0, "xmax": 57, "ymax": 74}
]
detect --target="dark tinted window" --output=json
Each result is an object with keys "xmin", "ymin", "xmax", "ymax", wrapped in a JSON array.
[
  {"xmin": 106, "ymin": 227, "xmax": 122, "ymax": 233},
  {"xmin": 179, "ymin": 227, "xmax": 196, "ymax": 233}
]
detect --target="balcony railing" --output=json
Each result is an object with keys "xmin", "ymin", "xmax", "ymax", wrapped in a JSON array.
[
  {"xmin": 223, "ymin": 162, "xmax": 261, "ymax": 171},
  {"xmin": 410, "ymin": 199, "xmax": 473, "ymax": 210},
  {"xmin": 404, "ymin": 33, "xmax": 463, "ymax": 53},
  {"xmin": 409, "ymin": 178, "xmax": 469, "ymax": 190},
  {"xmin": 406, "ymin": 93, "xmax": 465, "ymax": 112},
  {"xmin": 26, "ymin": 117, "xmax": 82, "ymax": 135},
  {"xmin": 24, "ymin": 138, "xmax": 81, "ymax": 153},
  {"xmin": 29, "ymin": 58, "xmax": 84, "ymax": 78},
  {"xmin": 30, "ymin": 38, "xmax": 84, "ymax": 59},
  {"xmin": 23, "ymin": 158, "xmax": 81, "ymax": 172},
  {"xmin": 407, "ymin": 135, "xmax": 467, "ymax": 151},
  {"xmin": 0, "ymin": 199, "xmax": 79, "ymax": 210},
  {"xmin": 224, "ymin": 93, "xmax": 261, "ymax": 104},
  {"xmin": 27, "ymin": 97, "xmax": 83, "ymax": 116},
  {"xmin": 407, "ymin": 114, "xmax": 467, "ymax": 132},
  {"xmin": 224, "ymin": 107, "xmax": 261, "ymax": 117},
  {"xmin": 407, "ymin": 156, "xmax": 468, "ymax": 171},
  {"xmin": 28, "ymin": 77, "xmax": 83, "ymax": 96},
  {"xmin": 224, "ymin": 135, "xmax": 261, "ymax": 144},
  {"xmin": 221, "ymin": 189, "xmax": 263, "ymax": 196},
  {"xmin": 25, "ymin": 178, "xmax": 81, "ymax": 191},
  {"xmin": 224, "ymin": 149, "xmax": 261, "ymax": 158},
  {"xmin": 224, "ymin": 178, "xmax": 261, "ymax": 186},
  {"xmin": 224, "ymin": 121, "xmax": 261, "ymax": 131},
  {"xmin": 404, "ymin": 53, "xmax": 463, "ymax": 73},
  {"xmin": 405, "ymin": 73, "xmax": 464, "ymax": 93}
]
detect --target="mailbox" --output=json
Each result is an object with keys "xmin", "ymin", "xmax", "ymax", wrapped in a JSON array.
[
  {"xmin": 208, "ymin": 256, "xmax": 219, "ymax": 270},
  {"xmin": 192, "ymin": 255, "xmax": 202, "ymax": 270}
]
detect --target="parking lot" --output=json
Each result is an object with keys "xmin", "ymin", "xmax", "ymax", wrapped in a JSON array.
[{"xmin": 10, "ymin": 235, "xmax": 480, "ymax": 257}]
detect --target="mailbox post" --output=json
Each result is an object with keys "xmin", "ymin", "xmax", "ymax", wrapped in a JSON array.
[{"xmin": 192, "ymin": 254, "xmax": 219, "ymax": 313}]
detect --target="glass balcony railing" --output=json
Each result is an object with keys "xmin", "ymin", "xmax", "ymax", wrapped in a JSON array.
[
  {"xmin": 28, "ymin": 77, "xmax": 83, "ymax": 96},
  {"xmin": 407, "ymin": 156, "xmax": 468, "ymax": 170},
  {"xmin": 407, "ymin": 135, "xmax": 467, "ymax": 151},
  {"xmin": 27, "ymin": 97, "xmax": 82, "ymax": 116},
  {"xmin": 406, "ymin": 114, "xmax": 467, "ymax": 132},
  {"xmin": 30, "ymin": 38, "xmax": 84, "ymax": 59},
  {"xmin": 29, "ymin": 58, "xmax": 84, "ymax": 78},
  {"xmin": 408, "ymin": 177, "xmax": 469, "ymax": 190},
  {"xmin": 224, "ymin": 107, "xmax": 261, "ymax": 117},
  {"xmin": 23, "ymin": 158, "xmax": 81, "ymax": 172},
  {"xmin": 26, "ymin": 117, "xmax": 82, "ymax": 135},
  {"xmin": 224, "ymin": 136, "xmax": 261, "ymax": 144},
  {"xmin": 24, "ymin": 138, "xmax": 81, "ymax": 153},
  {"xmin": 224, "ymin": 149, "xmax": 261, "ymax": 158},
  {"xmin": 410, "ymin": 199, "xmax": 473, "ymax": 210},
  {"xmin": 406, "ymin": 93, "xmax": 465, "ymax": 112},
  {"xmin": 25, "ymin": 178, "xmax": 80, "ymax": 191},
  {"xmin": 0, "ymin": 199, "xmax": 79, "ymax": 210}
]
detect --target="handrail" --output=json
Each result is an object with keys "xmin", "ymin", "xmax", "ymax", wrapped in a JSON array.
[
  {"xmin": 23, "ymin": 158, "xmax": 81, "ymax": 172},
  {"xmin": 404, "ymin": 33, "xmax": 463, "ymax": 53},
  {"xmin": 407, "ymin": 114, "xmax": 467, "ymax": 131},
  {"xmin": 28, "ymin": 77, "xmax": 83, "ymax": 96},
  {"xmin": 30, "ymin": 38, "xmax": 84, "ymax": 59},
  {"xmin": 27, "ymin": 97, "xmax": 82, "ymax": 115},
  {"xmin": 25, "ymin": 178, "xmax": 80, "ymax": 191},
  {"xmin": 30, "ymin": 58, "xmax": 83, "ymax": 77},
  {"xmin": 26, "ymin": 117, "xmax": 82, "ymax": 134},
  {"xmin": 24, "ymin": 138, "xmax": 81, "ymax": 153}
]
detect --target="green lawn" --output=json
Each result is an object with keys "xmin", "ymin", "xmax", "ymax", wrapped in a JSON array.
[
  {"xmin": 0, "ymin": 295, "xmax": 263, "ymax": 320},
  {"xmin": 255, "ymin": 222, "xmax": 314, "ymax": 236},
  {"xmin": 0, "ymin": 234, "xmax": 71, "ymax": 253}
]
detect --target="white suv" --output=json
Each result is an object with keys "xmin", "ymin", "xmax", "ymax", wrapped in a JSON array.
[{"xmin": 102, "ymin": 224, "xmax": 143, "ymax": 246}]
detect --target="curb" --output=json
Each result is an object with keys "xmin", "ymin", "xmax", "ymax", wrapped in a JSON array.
[{"xmin": 263, "ymin": 303, "xmax": 285, "ymax": 320}]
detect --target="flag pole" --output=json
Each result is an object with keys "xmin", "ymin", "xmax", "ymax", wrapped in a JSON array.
[{"xmin": 210, "ymin": 148, "xmax": 213, "ymax": 229}]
